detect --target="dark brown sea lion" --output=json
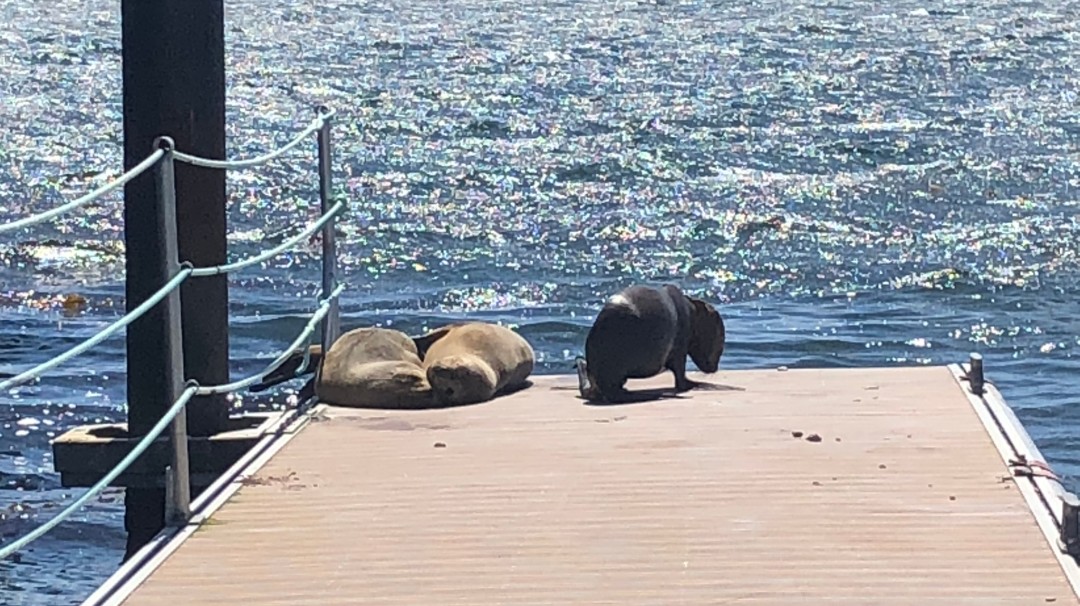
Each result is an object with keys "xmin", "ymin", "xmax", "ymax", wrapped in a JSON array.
[{"xmin": 580, "ymin": 284, "xmax": 725, "ymax": 403}]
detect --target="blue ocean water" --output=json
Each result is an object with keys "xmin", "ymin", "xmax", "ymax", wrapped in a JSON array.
[{"xmin": 2, "ymin": 0, "xmax": 1080, "ymax": 602}]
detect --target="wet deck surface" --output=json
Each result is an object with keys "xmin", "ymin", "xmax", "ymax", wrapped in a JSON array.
[{"xmin": 119, "ymin": 366, "xmax": 1078, "ymax": 604}]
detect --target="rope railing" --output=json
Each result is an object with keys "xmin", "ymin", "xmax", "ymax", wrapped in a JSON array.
[
  {"xmin": 0, "ymin": 149, "xmax": 165, "ymax": 234},
  {"xmin": 0, "ymin": 266, "xmax": 194, "ymax": 392},
  {"xmin": 0, "ymin": 108, "xmax": 335, "ymax": 235},
  {"xmin": 190, "ymin": 199, "xmax": 346, "ymax": 277},
  {"xmin": 0, "ymin": 385, "xmax": 198, "ymax": 561},
  {"xmin": 0, "ymin": 104, "xmax": 345, "ymax": 560},
  {"xmin": 196, "ymin": 283, "xmax": 343, "ymax": 396},
  {"xmin": 173, "ymin": 107, "xmax": 335, "ymax": 170},
  {"xmin": 1, "ymin": 107, "xmax": 340, "ymax": 392},
  {"xmin": 0, "ymin": 285, "xmax": 343, "ymax": 562},
  {"xmin": 0, "ymin": 198, "xmax": 343, "ymax": 393}
]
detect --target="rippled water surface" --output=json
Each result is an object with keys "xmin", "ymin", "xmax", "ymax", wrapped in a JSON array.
[{"xmin": 3, "ymin": 0, "xmax": 1080, "ymax": 602}]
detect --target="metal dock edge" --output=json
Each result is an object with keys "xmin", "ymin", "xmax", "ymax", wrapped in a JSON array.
[
  {"xmin": 82, "ymin": 407, "xmax": 318, "ymax": 606},
  {"xmin": 948, "ymin": 361, "xmax": 1080, "ymax": 596},
  {"xmin": 82, "ymin": 365, "xmax": 1080, "ymax": 605}
]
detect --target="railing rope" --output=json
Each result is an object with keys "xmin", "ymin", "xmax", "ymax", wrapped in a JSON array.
[
  {"xmin": 0, "ymin": 149, "xmax": 165, "ymax": 234},
  {"xmin": 0, "ymin": 266, "xmax": 193, "ymax": 392},
  {"xmin": 0, "ymin": 103, "xmax": 345, "ymax": 559},
  {"xmin": 172, "ymin": 107, "xmax": 335, "ymax": 170},
  {"xmin": 195, "ymin": 283, "xmax": 344, "ymax": 396},
  {"xmin": 0, "ymin": 108, "xmax": 335, "ymax": 235},
  {"xmin": 0, "ymin": 196, "xmax": 342, "ymax": 393},
  {"xmin": 0, "ymin": 384, "xmax": 199, "ymax": 561},
  {"xmin": 0, "ymin": 286, "xmax": 343, "ymax": 561},
  {"xmin": 188, "ymin": 199, "xmax": 346, "ymax": 277}
]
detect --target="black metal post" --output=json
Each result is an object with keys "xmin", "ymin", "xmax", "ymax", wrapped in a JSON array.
[
  {"xmin": 968, "ymin": 352, "xmax": 984, "ymax": 396},
  {"xmin": 317, "ymin": 107, "xmax": 341, "ymax": 351},
  {"xmin": 121, "ymin": 0, "xmax": 227, "ymax": 558},
  {"xmin": 1060, "ymin": 493, "xmax": 1080, "ymax": 556}
]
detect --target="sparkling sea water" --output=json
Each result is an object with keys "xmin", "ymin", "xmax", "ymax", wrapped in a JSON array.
[{"xmin": 2, "ymin": 0, "xmax": 1080, "ymax": 602}]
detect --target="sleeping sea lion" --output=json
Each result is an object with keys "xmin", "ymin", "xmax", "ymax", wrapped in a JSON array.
[
  {"xmin": 580, "ymin": 284, "xmax": 725, "ymax": 403},
  {"xmin": 315, "ymin": 327, "xmax": 433, "ymax": 408},
  {"xmin": 251, "ymin": 326, "xmax": 433, "ymax": 409},
  {"xmin": 413, "ymin": 322, "xmax": 535, "ymax": 406}
]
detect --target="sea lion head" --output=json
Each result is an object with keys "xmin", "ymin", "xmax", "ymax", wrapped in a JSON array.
[
  {"xmin": 426, "ymin": 354, "xmax": 499, "ymax": 406},
  {"xmin": 687, "ymin": 297, "xmax": 725, "ymax": 373}
]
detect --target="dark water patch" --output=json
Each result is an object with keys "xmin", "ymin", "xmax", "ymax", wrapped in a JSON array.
[{"xmin": 0, "ymin": 472, "xmax": 54, "ymax": 492}]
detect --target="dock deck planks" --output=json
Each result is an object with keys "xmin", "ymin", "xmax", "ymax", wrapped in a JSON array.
[{"xmin": 106, "ymin": 366, "xmax": 1080, "ymax": 605}]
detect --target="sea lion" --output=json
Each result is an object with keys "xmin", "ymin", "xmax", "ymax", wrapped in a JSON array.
[
  {"xmin": 414, "ymin": 322, "xmax": 535, "ymax": 406},
  {"xmin": 315, "ymin": 327, "xmax": 433, "ymax": 408},
  {"xmin": 251, "ymin": 326, "xmax": 433, "ymax": 409},
  {"xmin": 580, "ymin": 284, "xmax": 725, "ymax": 403}
]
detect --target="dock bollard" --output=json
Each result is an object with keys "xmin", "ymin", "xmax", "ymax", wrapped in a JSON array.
[
  {"xmin": 1059, "ymin": 493, "xmax": 1080, "ymax": 556},
  {"xmin": 968, "ymin": 352, "xmax": 984, "ymax": 396}
]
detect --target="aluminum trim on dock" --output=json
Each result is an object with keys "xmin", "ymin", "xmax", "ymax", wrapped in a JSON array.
[
  {"xmin": 84, "ymin": 408, "xmax": 315, "ymax": 606},
  {"xmin": 94, "ymin": 366, "xmax": 1080, "ymax": 605},
  {"xmin": 948, "ymin": 362, "xmax": 1080, "ymax": 597}
]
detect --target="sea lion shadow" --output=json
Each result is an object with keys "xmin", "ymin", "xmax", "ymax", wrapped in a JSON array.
[
  {"xmin": 333, "ymin": 380, "xmax": 535, "ymax": 412},
  {"xmin": 494, "ymin": 379, "xmax": 533, "ymax": 399},
  {"xmin": 578, "ymin": 380, "xmax": 745, "ymax": 407},
  {"xmin": 688, "ymin": 379, "xmax": 745, "ymax": 393}
]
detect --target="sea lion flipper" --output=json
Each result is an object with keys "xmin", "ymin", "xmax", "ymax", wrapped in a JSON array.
[
  {"xmin": 249, "ymin": 344, "xmax": 323, "ymax": 393},
  {"xmin": 668, "ymin": 354, "xmax": 694, "ymax": 392},
  {"xmin": 575, "ymin": 357, "xmax": 603, "ymax": 401},
  {"xmin": 296, "ymin": 376, "xmax": 317, "ymax": 403},
  {"xmin": 411, "ymin": 324, "xmax": 462, "ymax": 359}
]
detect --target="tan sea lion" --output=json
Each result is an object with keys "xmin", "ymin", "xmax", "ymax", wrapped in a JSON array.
[
  {"xmin": 580, "ymin": 284, "xmax": 725, "ymax": 403},
  {"xmin": 413, "ymin": 322, "xmax": 535, "ymax": 406},
  {"xmin": 315, "ymin": 327, "xmax": 433, "ymax": 408},
  {"xmin": 252, "ymin": 326, "xmax": 433, "ymax": 409}
]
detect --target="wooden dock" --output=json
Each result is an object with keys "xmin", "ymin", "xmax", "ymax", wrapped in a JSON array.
[{"xmin": 86, "ymin": 364, "xmax": 1080, "ymax": 605}]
